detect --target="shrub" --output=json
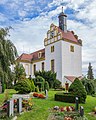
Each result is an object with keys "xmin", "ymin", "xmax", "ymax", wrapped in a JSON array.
[
  {"xmin": 30, "ymin": 80, "xmax": 35, "ymax": 92},
  {"xmin": 33, "ymin": 92, "xmax": 39, "ymax": 97},
  {"xmin": 53, "ymin": 79, "xmax": 61, "ymax": 89},
  {"xmin": 35, "ymin": 70, "xmax": 56, "ymax": 88},
  {"xmin": 34, "ymin": 76, "xmax": 45, "ymax": 91},
  {"xmin": 69, "ymin": 78, "xmax": 87, "ymax": 103},
  {"xmin": 81, "ymin": 78, "xmax": 95, "ymax": 95},
  {"xmin": 38, "ymin": 94, "xmax": 45, "ymax": 99},
  {"xmin": 44, "ymin": 81, "xmax": 49, "ymax": 91},
  {"xmin": 14, "ymin": 79, "xmax": 35, "ymax": 94},
  {"xmin": 4, "ymin": 90, "xmax": 9, "ymax": 102},
  {"xmin": 55, "ymin": 92, "xmax": 81, "ymax": 103},
  {"xmin": 35, "ymin": 86, "xmax": 39, "ymax": 92}
]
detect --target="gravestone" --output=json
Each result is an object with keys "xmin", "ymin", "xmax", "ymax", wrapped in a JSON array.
[
  {"xmin": 7, "ymin": 99, "xmax": 14, "ymax": 117},
  {"xmin": 45, "ymin": 89, "xmax": 48, "ymax": 99},
  {"xmin": 17, "ymin": 98, "xmax": 22, "ymax": 113},
  {"xmin": 80, "ymin": 106, "xmax": 84, "ymax": 117}
]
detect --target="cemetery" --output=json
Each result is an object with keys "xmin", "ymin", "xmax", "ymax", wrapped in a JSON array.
[{"xmin": 0, "ymin": 79, "xmax": 96, "ymax": 120}]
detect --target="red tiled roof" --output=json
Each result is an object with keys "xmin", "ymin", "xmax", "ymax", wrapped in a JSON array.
[
  {"xmin": 64, "ymin": 76, "xmax": 83, "ymax": 82},
  {"xmin": 57, "ymin": 26, "xmax": 80, "ymax": 44},
  {"xmin": 30, "ymin": 48, "xmax": 45, "ymax": 60},
  {"xmin": 17, "ymin": 48, "xmax": 45, "ymax": 62}
]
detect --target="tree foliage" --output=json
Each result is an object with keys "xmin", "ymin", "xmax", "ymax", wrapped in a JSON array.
[
  {"xmin": 14, "ymin": 62, "xmax": 26, "ymax": 84},
  {"xmin": 33, "ymin": 76, "xmax": 45, "ymax": 91},
  {"xmin": 69, "ymin": 78, "xmax": 87, "ymax": 103},
  {"xmin": 14, "ymin": 79, "xmax": 35, "ymax": 94},
  {"xmin": 87, "ymin": 62, "xmax": 94, "ymax": 80},
  {"xmin": 53, "ymin": 79, "xmax": 61, "ymax": 89},
  {"xmin": 0, "ymin": 27, "xmax": 18, "ymax": 92},
  {"xmin": 81, "ymin": 77, "xmax": 95, "ymax": 95},
  {"xmin": 35, "ymin": 70, "xmax": 56, "ymax": 88}
]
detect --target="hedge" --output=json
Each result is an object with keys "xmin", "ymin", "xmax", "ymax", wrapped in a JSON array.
[{"xmin": 55, "ymin": 92, "xmax": 82, "ymax": 103}]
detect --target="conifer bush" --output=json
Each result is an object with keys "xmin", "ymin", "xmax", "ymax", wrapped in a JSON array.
[
  {"xmin": 69, "ymin": 78, "xmax": 87, "ymax": 103},
  {"xmin": 14, "ymin": 79, "xmax": 35, "ymax": 94}
]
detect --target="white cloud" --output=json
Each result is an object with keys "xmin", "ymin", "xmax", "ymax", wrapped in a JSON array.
[
  {"xmin": 0, "ymin": 13, "xmax": 7, "ymax": 22},
  {"xmin": 1, "ymin": 0, "xmax": 95, "ymax": 76}
]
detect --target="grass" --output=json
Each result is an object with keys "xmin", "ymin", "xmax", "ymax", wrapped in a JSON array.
[
  {"xmin": 0, "ymin": 89, "xmax": 96, "ymax": 120},
  {"xmin": 18, "ymin": 90, "xmax": 96, "ymax": 120}
]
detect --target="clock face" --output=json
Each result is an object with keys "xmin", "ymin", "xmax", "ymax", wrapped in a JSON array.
[{"xmin": 50, "ymin": 31, "xmax": 54, "ymax": 38}]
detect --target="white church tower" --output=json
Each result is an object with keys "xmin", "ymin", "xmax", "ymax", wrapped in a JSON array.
[
  {"xmin": 44, "ymin": 7, "xmax": 82, "ymax": 85},
  {"xmin": 17, "ymin": 7, "xmax": 82, "ymax": 86}
]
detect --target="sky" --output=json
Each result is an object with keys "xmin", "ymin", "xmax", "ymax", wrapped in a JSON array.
[{"xmin": 0, "ymin": 0, "xmax": 96, "ymax": 77}]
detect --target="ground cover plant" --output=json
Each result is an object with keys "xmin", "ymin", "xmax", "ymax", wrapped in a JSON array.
[{"xmin": 0, "ymin": 89, "xmax": 96, "ymax": 120}]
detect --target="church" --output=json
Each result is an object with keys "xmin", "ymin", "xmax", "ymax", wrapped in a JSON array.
[{"xmin": 17, "ymin": 8, "xmax": 82, "ymax": 85}]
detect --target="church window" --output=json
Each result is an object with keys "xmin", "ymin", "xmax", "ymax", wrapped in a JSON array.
[
  {"xmin": 51, "ymin": 59, "xmax": 54, "ymax": 72},
  {"xmin": 38, "ymin": 52, "xmax": 42, "ymax": 58},
  {"xmin": 70, "ymin": 45, "xmax": 74, "ymax": 52},
  {"xmin": 33, "ymin": 64, "xmax": 36, "ymax": 75},
  {"xmin": 51, "ymin": 46, "xmax": 54, "ymax": 52},
  {"xmin": 42, "ymin": 62, "xmax": 44, "ymax": 71}
]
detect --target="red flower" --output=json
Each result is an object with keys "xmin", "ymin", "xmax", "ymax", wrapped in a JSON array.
[
  {"xmin": 38, "ymin": 94, "xmax": 45, "ymax": 99},
  {"xmin": 33, "ymin": 92, "xmax": 39, "ymax": 97}
]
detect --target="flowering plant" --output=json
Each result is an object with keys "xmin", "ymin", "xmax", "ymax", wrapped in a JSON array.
[
  {"xmin": 53, "ymin": 106, "xmax": 75, "ymax": 112},
  {"xmin": 33, "ymin": 92, "xmax": 46, "ymax": 99}
]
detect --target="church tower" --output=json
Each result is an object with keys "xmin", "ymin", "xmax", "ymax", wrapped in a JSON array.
[{"xmin": 58, "ymin": 7, "xmax": 67, "ymax": 32}]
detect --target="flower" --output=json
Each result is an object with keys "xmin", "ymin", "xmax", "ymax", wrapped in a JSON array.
[{"xmin": 53, "ymin": 106, "xmax": 59, "ymax": 110}]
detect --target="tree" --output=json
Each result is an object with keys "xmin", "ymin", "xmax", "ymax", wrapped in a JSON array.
[
  {"xmin": 69, "ymin": 78, "xmax": 87, "ymax": 103},
  {"xmin": 0, "ymin": 27, "xmax": 18, "ymax": 92},
  {"xmin": 35, "ymin": 70, "xmax": 56, "ymax": 88},
  {"xmin": 14, "ymin": 62, "xmax": 26, "ymax": 84},
  {"xmin": 81, "ymin": 77, "xmax": 95, "ymax": 95},
  {"xmin": 87, "ymin": 62, "xmax": 94, "ymax": 80}
]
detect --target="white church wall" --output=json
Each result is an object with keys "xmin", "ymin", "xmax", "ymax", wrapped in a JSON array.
[
  {"xmin": 32, "ymin": 60, "xmax": 45, "ymax": 77},
  {"xmin": 61, "ymin": 41, "xmax": 82, "ymax": 84},
  {"xmin": 45, "ymin": 40, "xmax": 62, "ymax": 82},
  {"xmin": 20, "ymin": 62, "xmax": 31, "ymax": 77}
]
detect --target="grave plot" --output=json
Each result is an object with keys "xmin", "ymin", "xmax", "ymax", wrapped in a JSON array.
[{"xmin": 0, "ymin": 96, "xmax": 33, "ymax": 119}]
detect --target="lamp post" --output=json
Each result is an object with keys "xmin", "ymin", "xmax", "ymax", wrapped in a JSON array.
[{"xmin": 75, "ymin": 97, "xmax": 79, "ymax": 111}]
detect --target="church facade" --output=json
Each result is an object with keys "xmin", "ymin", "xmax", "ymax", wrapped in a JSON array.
[{"xmin": 17, "ymin": 10, "xmax": 82, "ymax": 85}]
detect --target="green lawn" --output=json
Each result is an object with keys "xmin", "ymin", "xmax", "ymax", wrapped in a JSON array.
[{"xmin": 0, "ymin": 89, "xmax": 96, "ymax": 120}]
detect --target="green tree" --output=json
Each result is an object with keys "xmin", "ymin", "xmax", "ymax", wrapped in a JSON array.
[
  {"xmin": 82, "ymin": 77, "xmax": 95, "ymax": 95},
  {"xmin": 69, "ymin": 78, "xmax": 87, "ymax": 103},
  {"xmin": 35, "ymin": 70, "xmax": 56, "ymax": 88},
  {"xmin": 0, "ymin": 27, "xmax": 18, "ymax": 92},
  {"xmin": 14, "ymin": 62, "xmax": 26, "ymax": 84},
  {"xmin": 87, "ymin": 62, "xmax": 94, "ymax": 79},
  {"xmin": 53, "ymin": 79, "xmax": 61, "ymax": 89}
]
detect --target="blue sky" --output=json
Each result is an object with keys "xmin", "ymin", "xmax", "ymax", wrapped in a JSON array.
[{"xmin": 0, "ymin": 0, "xmax": 96, "ymax": 77}]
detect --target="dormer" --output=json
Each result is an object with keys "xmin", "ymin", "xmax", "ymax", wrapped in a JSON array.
[{"xmin": 38, "ymin": 52, "xmax": 42, "ymax": 58}]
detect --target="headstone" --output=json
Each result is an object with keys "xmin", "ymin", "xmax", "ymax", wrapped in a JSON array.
[
  {"xmin": 17, "ymin": 98, "xmax": 22, "ymax": 113},
  {"xmin": 80, "ymin": 106, "xmax": 84, "ymax": 117},
  {"xmin": 7, "ymin": 99, "xmax": 14, "ymax": 117},
  {"xmin": 45, "ymin": 89, "xmax": 48, "ymax": 99},
  {"xmin": 75, "ymin": 97, "xmax": 79, "ymax": 111}
]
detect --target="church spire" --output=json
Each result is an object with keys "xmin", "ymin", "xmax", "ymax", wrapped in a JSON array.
[
  {"xmin": 62, "ymin": 6, "xmax": 63, "ymax": 12},
  {"xmin": 58, "ymin": 6, "xmax": 67, "ymax": 32}
]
